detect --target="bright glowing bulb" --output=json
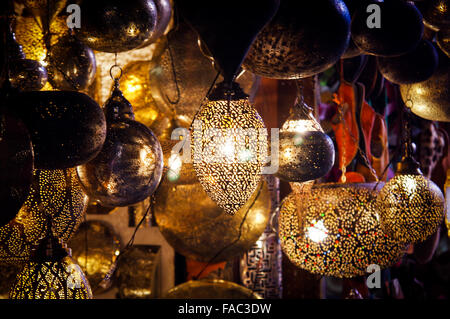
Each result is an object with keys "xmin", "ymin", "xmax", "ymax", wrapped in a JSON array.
[
  {"xmin": 220, "ymin": 138, "xmax": 235, "ymax": 160},
  {"xmin": 282, "ymin": 119, "xmax": 322, "ymax": 134},
  {"xmin": 403, "ymin": 175, "xmax": 417, "ymax": 196},
  {"xmin": 306, "ymin": 219, "xmax": 328, "ymax": 243}
]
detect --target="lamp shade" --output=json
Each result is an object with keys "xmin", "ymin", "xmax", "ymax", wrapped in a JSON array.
[
  {"xmin": 279, "ymin": 184, "xmax": 405, "ymax": 278},
  {"xmin": 9, "ymin": 235, "xmax": 92, "ymax": 299},
  {"xmin": 377, "ymin": 169, "xmax": 445, "ymax": 244},
  {"xmin": 0, "ymin": 169, "xmax": 88, "ymax": 265},
  {"xmin": 190, "ymin": 81, "xmax": 267, "ymax": 215},
  {"xmin": 276, "ymin": 101, "xmax": 335, "ymax": 182}
]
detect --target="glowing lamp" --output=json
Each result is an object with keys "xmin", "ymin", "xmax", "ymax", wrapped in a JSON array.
[
  {"xmin": 9, "ymin": 233, "xmax": 92, "ymax": 299},
  {"xmin": 276, "ymin": 101, "xmax": 335, "ymax": 182},
  {"xmin": 190, "ymin": 81, "xmax": 267, "ymax": 215},
  {"xmin": 279, "ymin": 183, "xmax": 405, "ymax": 278},
  {"xmin": 377, "ymin": 156, "xmax": 445, "ymax": 244}
]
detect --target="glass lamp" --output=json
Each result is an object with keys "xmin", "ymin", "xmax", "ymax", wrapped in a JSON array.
[
  {"xmin": 190, "ymin": 81, "xmax": 268, "ymax": 215},
  {"xmin": 276, "ymin": 100, "xmax": 335, "ymax": 182}
]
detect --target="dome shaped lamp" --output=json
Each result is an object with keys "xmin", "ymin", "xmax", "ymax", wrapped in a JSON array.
[
  {"xmin": 377, "ymin": 109, "xmax": 445, "ymax": 244},
  {"xmin": 190, "ymin": 81, "xmax": 268, "ymax": 215},
  {"xmin": 9, "ymin": 223, "xmax": 92, "ymax": 299}
]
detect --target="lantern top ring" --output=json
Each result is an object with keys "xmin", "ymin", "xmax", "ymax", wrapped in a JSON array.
[{"xmin": 109, "ymin": 65, "xmax": 123, "ymax": 81}]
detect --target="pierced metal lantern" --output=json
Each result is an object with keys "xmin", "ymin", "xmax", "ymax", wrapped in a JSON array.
[
  {"xmin": 9, "ymin": 234, "xmax": 92, "ymax": 299},
  {"xmin": 165, "ymin": 279, "xmax": 261, "ymax": 299},
  {"xmin": 77, "ymin": 80, "xmax": 163, "ymax": 207},
  {"xmin": 243, "ymin": 0, "xmax": 350, "ymax": 79},
  {"xmin": 0, "ymin": 169, "xmax": 88, "ymax": 265},
  {"xmin": 0, "ymin": 110, "xmax": 33, "ymax": 227},
  {"xmin": 276, "ymin": 101, "xmax": 335, "ymax": 182},
  {"xmin": 46, "ymin": 33, "xmax": 97, "ymax": 91},
  {"xmin": 191, "ymin": 81, "xmax": 268, "ymax": 215},
  {"xmin": 67, "ymin": 221, "xmax": 121, "ymax": 294},
  {"xmin": 12, "ymin": 90, "xmax": 107, "ymax": 169},
  {"xmin": 377, "ymin": 157, "xmax": 445, "ymax": 244},
  {"xmin": 279, "ymin": 184, "xmax": 405, "ymax": 278},
  {"xmin": 399, "ymin": 53, "xmax": 450, "ymax": 122},
  {"xmin": 75, "ymin": 0, "xmax": 158, "ymax": 53}
]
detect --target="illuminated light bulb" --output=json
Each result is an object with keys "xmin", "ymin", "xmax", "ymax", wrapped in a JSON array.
[
  {"xmin": 306, "ymin": 219, "xmax": 328, "ymax": 243},
  {"xmin": 276, "ymin": 101, "xmax": 335, "ymax": 182},
  {"xmin": 9, "ymin": 233, "xmax": 92, "ymax": 299},
  {"xmin": 279, "ymin": 183, "xmax": 405, "ymax": 278},
  {"xmin": 377, "ymin": 155, "xmax": 445, "ymax": 244},
  {"xmin": 191, "ymin": 81, "xmax": 268, "ymax": 215}
]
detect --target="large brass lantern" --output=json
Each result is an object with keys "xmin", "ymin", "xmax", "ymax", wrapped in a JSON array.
[
  {"xmin": 190, "ymin": 81, "xmax": 267, "ymax": 215},
  {"xmin": 279, "ymin": 184, "xmax": 405, "ymax": 278},
  {"xmin": 377, "ymin": 157, "xmax": 445, "ymax": 244}
]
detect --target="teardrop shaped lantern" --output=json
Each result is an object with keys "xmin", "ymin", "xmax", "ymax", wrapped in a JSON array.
[
  {"xmin": 46, "ymin": 32, "xmax": 97, "ymax": 91},
  {"xmin": 276, "ymin": 99, "xmax": 335, "ymax": 182},
  {"xmin": 190, "ymin": 81, "xmax": 268, "ymax": 215},
  {"xmin": 11, "ymin": 90, "xmax": 107, "ymax": 169},
  {"xmin": 377, "ymin": 111, "xmax": 445, "ymax": 244},
  {"xmin": 9, "ymin": 232, "xmax": 92, "ymax": 299},
  {"xmin": 243, "ymin": 0, "xmax": 350, "ymax": 79},
  {"xmin": 77, "ymin": 73, "xmax": 163, "ymax": 207},
  {"xmin": 0, "ymin": 168, "xmax": 88, "ymax": 265},
  {"xmin": 279, "ymin": 184, "xmax": 405, "ymax": 278}
]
